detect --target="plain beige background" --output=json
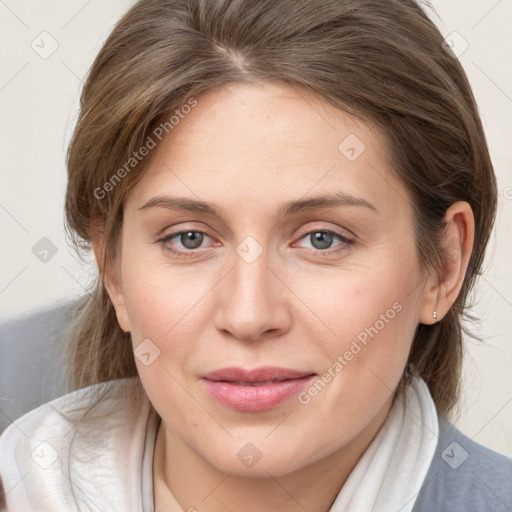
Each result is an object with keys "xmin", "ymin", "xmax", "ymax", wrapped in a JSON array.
[{"xmin": 1, "ymin": 0, "xmax": 511, "ymax": 456}]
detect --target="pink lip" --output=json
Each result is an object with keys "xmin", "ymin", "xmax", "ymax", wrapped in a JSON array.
[{"xmin": 201, "ymin": 366, "xmax": 316, "ymax": 412}]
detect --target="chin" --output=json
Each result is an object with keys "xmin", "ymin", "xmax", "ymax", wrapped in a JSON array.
[
  {"xmin": 194, "ymin": 434, "xmax": 323, "ymax": 479},
  {"xmin": 211, "ymin": 453, "xmax": 304, "ymax": 479}
]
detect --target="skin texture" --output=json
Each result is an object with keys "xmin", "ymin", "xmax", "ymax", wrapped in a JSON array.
[{"xmin": 95, "ymin": 82, "xmax": 474, "ymax": 511}]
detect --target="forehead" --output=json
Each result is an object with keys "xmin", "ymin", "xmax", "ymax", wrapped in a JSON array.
[
  {"xmin": 127, "ymin": 82, "xmax": 411, "ymax": 220},
  {"xmin": 152, "ymin": 82, "xmax": 384, "ymax": 164}
]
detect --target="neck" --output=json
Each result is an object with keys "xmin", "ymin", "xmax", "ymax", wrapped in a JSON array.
[{"xmin": 152, "ymin": 397, "xmax": 393, "ymax": 512}]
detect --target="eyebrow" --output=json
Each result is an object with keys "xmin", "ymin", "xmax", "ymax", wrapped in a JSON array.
[{"xmin": 138, "ymin": 191, "xmax": 378, "ymax": 217}]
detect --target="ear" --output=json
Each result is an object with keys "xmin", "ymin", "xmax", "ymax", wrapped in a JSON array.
[
  {"xmin": 91, "ymin": 220, "xmax": 131, "ymax": 333},
  {"xmin": 418, "ymin": 201, "xmax": 475, "ymax": 325}
]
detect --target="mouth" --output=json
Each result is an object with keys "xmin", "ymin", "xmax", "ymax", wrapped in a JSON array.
[{"xmin": 201, "ymin": 366, "xmax": 316, "ymax": 412}]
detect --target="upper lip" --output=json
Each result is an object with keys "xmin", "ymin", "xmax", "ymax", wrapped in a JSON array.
[{"xmin": 201, "ymin": 366, "xmax": 315, "ymax": 383}]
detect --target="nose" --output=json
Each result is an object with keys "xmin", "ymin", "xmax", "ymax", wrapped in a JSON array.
[{"xmin": 214, "ymin": 246, "xmax": 292, "ymax": 343}]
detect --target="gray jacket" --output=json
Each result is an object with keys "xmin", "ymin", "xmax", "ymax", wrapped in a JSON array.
[{"xmin": 412, "ymin": 415, "xmax": 512, "ymax": 511}]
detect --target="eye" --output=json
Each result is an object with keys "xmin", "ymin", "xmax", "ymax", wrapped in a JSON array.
[
  {"xmin": 158, "ymin": 230, "xmax": 214, "ymax": 257},
  {"xmin": 293, "ymin": 227, "xmax": 354, "ymax": 254},
  {"xmin": 158, "ymin": 226, "xmax": 355, "ymax": 258}
]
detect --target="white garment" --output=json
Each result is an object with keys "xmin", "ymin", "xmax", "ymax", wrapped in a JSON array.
[
  {"xmin": 0, "ymin": 378, "xmax": 158, "ymax": 512},
  {"xmin": 330, "ymin": 376, "xmax": 439, "ymax": 511},
  {"xmin": 0, "ymin": 375, "xmax": 438, "ymax": 511}
]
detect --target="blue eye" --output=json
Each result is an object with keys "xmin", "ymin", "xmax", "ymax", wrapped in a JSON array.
[
  {"xmin": 171, "ymin": 231, "xmax": 205, "ymax": 249},
  {"xmin": 293, "ymin": 228, "xmax": 354, "ymax": 255},
  {"xmin": 158, "ymin": 228, "xmax": 354, "ymax": 258},
  {"xmin": 159, "ymin": 230, "xmax": 211, "ymax": 257}
]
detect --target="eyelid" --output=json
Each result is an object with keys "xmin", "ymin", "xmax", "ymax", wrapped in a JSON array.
[{"xmin": 293, "ymin": 223, "xmax": 355, "ymax": 243}]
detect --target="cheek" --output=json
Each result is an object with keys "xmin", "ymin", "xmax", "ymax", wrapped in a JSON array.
[
  {"xmin": 119, "ymin": 245, "xmax": 217, "ymax": 374},
  {"xmin": 301, "ymin": 248, "xmax": 420, "ymax": 355},
  {"xmin": 119, "ymin": 241, "xmax": 185, "ymax": 340},
  {"xmin": 292, "ymin": 245, "xmax": 422, "ymax": 421}
]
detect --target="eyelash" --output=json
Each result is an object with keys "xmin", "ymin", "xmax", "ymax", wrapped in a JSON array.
[{"xmin": 157, "ymin": 227, "xmax": 355, "ymax": 258}]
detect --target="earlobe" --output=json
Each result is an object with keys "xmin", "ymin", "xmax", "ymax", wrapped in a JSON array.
[
  {"xmin": 419, "ymin": 281, "xmax": 440, "ymax": 325},
  {"xmin": 90, "ymin": 221, "xmax": 131, "ymax": 333},
  {"xmin": 419, "ymin": 201, "xmax": 474, "ymax": 325}
]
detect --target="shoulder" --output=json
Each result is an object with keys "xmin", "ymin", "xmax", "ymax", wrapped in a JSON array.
[
  {"xmin": 0, "ymin": 377, "xmax": 156, "ymax": 511},
  {"xmin": 413, "ymin": 415, "xmax": 512, "ymax": 512}
]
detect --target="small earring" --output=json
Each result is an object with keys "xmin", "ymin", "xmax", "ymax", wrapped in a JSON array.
[{"xmin": 433, "ymin": 310, "xmax": 437, "ymax": 319}]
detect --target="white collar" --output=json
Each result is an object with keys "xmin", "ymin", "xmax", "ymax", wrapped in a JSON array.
[{"xmin": 329, "ymin": 376, "xmax": 439, "ymax": 511}]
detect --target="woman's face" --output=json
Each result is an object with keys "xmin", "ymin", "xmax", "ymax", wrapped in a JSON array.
[{"xmin": 108, "ymin": 82, "xmax": 432, "ymax": 476}]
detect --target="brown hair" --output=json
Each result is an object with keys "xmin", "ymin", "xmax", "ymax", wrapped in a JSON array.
[{"xmin": 64, "ymin": 0, "xmax": 497, "ymax": 416}]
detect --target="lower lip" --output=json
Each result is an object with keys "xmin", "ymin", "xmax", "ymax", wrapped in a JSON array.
[{"xmin": 202, "ymin": 375, "xmax": 315, "ymax": 412}]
